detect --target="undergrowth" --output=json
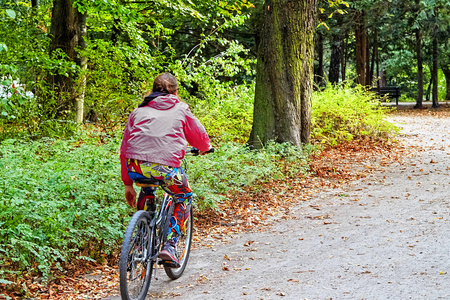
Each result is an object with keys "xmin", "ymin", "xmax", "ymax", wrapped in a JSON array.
[
  {"xmin": 187, "ymin": 82, "xmax": 254, "ymax": 143},
  {"xmin": 0, "ymin": 137, "xmax": 128, "ymax": 285},
  {"xmin": 312, "ymin": 83, "xmax": 399, "ymax": 146}
]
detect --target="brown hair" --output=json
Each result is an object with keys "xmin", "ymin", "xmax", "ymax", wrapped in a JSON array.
[{"xmin": 152, "ymin": 72, "xmax": 179, "ymax": 94}]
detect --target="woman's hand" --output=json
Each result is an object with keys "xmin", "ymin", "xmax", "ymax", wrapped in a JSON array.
[{"xmin": 125, "ymin": 185, "xmax": 137, "ymax": 207}]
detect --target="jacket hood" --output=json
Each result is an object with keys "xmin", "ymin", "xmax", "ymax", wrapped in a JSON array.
[{"xmin": 139, "ymin": 92, "xmax": 179, "ymax": 110}]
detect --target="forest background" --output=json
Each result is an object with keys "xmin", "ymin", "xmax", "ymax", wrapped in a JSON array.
[{"xmin": 0, "ymin": 0, "xmax": 449, "ymax": 297}]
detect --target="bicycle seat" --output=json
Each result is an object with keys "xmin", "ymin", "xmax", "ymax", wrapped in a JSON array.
[{"xmin": 134, "ymin": 177, "xmax": 160, "ymax": 187}]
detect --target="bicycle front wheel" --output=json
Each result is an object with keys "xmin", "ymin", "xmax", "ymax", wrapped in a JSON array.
[
  {"xmin": 119, "ymin": 210, "xmax": 154, "ymax": 300},
  {"xmin": 164, "ymin": 204, "xmax": 193, "ymax": 279}
]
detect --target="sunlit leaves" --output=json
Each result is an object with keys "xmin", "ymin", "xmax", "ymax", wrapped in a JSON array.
[
  {"xmin": 318, "ymin": 0, "xmax": 350, "ymax": 29},
  {"xmin": 5, "ymin": 9, "xmax": 16, "ymax": 19},
  {"xmin": 312, "ymin": 82, "xmax": 399, "ymax": 146}
]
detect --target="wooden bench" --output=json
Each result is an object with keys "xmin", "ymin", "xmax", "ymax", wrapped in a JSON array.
[{"xmin": 371, "ymin": 86, "xmax": 401, "ymax": 105}]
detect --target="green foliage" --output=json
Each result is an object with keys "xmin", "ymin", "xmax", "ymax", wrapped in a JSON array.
[
  {"xmin": 0, "ymin": 137, "xmax": 130, "ymax": 280},
  {"xmin": 312, "ymin": 82, "xmax": 399, "ymax": 146},
  {"xmin": 80, "ymin": 39, "xmax": 160, "ymax": 129},
  {"xmin": 187, "ymin": 82, "xmax": 254, "ymax": 143}
]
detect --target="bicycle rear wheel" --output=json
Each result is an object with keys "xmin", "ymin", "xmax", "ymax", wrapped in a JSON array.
[
  {"xmin": 164, "ymin": 204, "xmax": 193, "ymax": 279},
  {"xmin": 119, "ymin": 210, "xmax": 154, "ymax": 300}
]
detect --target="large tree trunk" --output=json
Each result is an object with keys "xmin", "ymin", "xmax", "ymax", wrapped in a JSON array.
[
  {"xmin": 248, "ymin": 0, "xmax": 316, "ymax": 148},
  {"xmin": 329, "ymin": 35, "xmax": 342, "ymax": 84},
  {"xmin": 415, "ymin": 25, "xmax": 424, "ymax": 109},
  {"xmin": 48, "ymin": 0, "xmax": 79, "ymax": 116},
  {"xmin": 355, "ymin": 10, "xmax": 367, "ymax": 86},
  {"xmin": 442, "ymin": 66, "xmax": 450, "ymax": 100}
]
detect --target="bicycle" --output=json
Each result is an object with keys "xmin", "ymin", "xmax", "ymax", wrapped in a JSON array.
[{"xmin": 119, "ymin": 147, "xmax": 214, "ymax": 300}]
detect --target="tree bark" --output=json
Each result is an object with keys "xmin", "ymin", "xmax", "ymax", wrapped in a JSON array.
[
  {"xmin": 48, "ymin": 0, "xmax": 80, "ymax": 116},
  {"xmin": 341, "ymin": 36, "xmax": 347, "ymax": 82},
  {"xmin": 426, "ymin": 75, "xmax": 432, "ymax": 101},
  {"xmin": 355, "ymin": 10, "xmax": 367, "ymax": 86},
  {"xmin": 370, "ymin": 29, "xmax": 377, "ymax": 87},
  {"xmin": 431, "ymin": 6, "xmax": 439, "ymax": 108},
  {"xmin": 365, "ymin": 28, "xmax": 371, "ymax": 86},
  {"xmin": 248, "ymin": 0, "xmax": 316, "ymax": 148},
  {"xmin": 75, "ymin": 10, "xmax": 87, "ymax": 123},
  {"xmin": 374, "ymin": 31, "xmax": 380, "ymax": 88},
  {"xmin": 414, "ymin": 26, "xmax": 424, "ymax": 109},
  {"xmin": 442, "ymin": 66, "xmax": 450, "ymax": 100},
  {"xmin": 314, "ymin": 31, "xmax": 324, "ymax": 86},
  {"xmin": 329, "ymin": 35, "xmax": 342, "ymax": 84}
]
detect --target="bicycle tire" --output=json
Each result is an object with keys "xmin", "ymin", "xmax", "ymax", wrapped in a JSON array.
[
  {"xmin": 164, "ymin": 204, "xmax": 193, "ymax": 279},
  {"xmin": 119, "ymin": 210, "xmax": 154, "ymax": 300}
]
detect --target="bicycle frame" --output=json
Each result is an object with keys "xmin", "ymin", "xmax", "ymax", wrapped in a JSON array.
[{"xmin": 146, "ymin": 190, "xmax": 173, "ymax": 262}]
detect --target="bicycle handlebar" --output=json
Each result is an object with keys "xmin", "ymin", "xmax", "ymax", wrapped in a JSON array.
[{"xmin": 188, "ymin": 147, "xmax": 215, "ymax": 156}]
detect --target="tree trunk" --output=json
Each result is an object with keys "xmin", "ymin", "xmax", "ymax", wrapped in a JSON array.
[
  {"xmin": 75, "ymin": 10, "xmax": 87, "ymax": 123},
  {"xmin": 248, "ymin": 0, "xmax": 316, "ymax": 148},
  {"xmin": 426, "ymin": 75, "xmax": 432, "ymax": 101},
  {"xmin": 329, "ymin": 36, "xmax": 342, "ymax": 84},
  {"xmin": 111, "ymin": 18, "xmax": 121, "ymax": 45},
  {"xmin": 314, "ymin": 31, "xmax": 324, "ymax": 86},
  {"xmin": 431, "ymin": 7, "xmax": 439, "ymax": 108},
  {"xmin": 355, "ymin": 10, "xmax": 367, "ymax": 86},
  {"xmin": 341, "ymin": 36, "xmax": 347, "ymax": 82},
  {"xmin": 374, "ymin": 31, "xmax": 380, "ymax": 88},
  {"xmin": 365, "ymin": 28, "xmax": 371, "ymax": 86},
  {"xmin": 48, "ymin": 0, "xmax": 80, "ymax": 116},
  {"xmin": 414, "ymin": 26, "xmax": 424, "ymax": 109},
  {"xmin": 370, "ymin": 29, "xmax": 377, "ymax": 87},
  {"xmin": 442, "ymin": 66, "xmax": 450, "ymax": 100}
]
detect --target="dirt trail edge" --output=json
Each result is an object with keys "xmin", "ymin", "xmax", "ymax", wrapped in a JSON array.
[{"xmin": 105, "ymin": 112, "xmax": 450, "ymax": 300}]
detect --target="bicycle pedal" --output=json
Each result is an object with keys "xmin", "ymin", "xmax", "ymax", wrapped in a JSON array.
[{"xmin": 159, "ymin": 260, "xmax": 179, "ymax": 268}]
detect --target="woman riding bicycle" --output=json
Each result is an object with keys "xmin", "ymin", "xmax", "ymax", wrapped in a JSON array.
[{"xmin": 120, "ymin": 72, "xmax": 211, "ymax": 267}]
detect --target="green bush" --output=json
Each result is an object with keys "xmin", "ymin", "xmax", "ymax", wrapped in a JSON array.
[
  {"xmin": 0, "ymin": 137, "xmax": 129, "ymax": 281},
  {"xmin": 188, "ymin": 83, "xmax": 254, "ymax": 143},
  {"xmin": 311, "ymin": 83, "xmax": 399, "ymax": 146}
]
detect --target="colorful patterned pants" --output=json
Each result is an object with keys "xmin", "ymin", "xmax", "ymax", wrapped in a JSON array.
[{"xmin": 126, "ymin": 159, "xmax": 192, "ymax": 242}]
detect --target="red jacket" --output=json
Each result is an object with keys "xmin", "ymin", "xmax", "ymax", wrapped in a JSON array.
[{"xmin": 120, "ymin": 94, "xmax": 211, "ymax": 185}]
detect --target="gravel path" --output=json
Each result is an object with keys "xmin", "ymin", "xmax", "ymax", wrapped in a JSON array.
[{"xmin": 104, "ymin": 111, "xmax": 450, "ymax": 300}]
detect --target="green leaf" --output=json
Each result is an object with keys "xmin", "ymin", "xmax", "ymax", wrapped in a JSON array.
[
  {"xmin": 5, "ymin": 9, "xmax": 16, "ymax": 19},
  {"xmin": 0, "ymin": 43, "xmax": 7, "ymax": 52},
  {"xmin": 0, "ymin": 278, "xmax": 14, "ymax": 285}
]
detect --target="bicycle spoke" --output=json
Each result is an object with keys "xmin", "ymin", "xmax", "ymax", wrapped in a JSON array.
[{"xmin": 119, "ymin": 211, "xmax": 154, "ymax": 300}]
